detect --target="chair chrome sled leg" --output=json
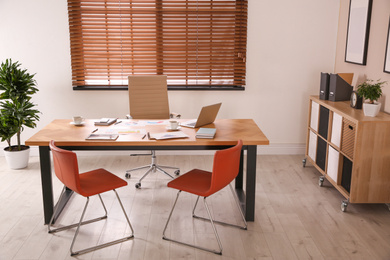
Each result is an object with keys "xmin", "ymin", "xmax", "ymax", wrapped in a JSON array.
[
  {"xmin": 162, "ymin": 190, "xmax": 223, "ymax": 255},
  {"xmin": 48, "ymin": 188, "xmax": 134, "ymax": 256}
]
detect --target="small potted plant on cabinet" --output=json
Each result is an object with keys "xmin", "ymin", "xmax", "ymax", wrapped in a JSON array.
[
  {"xmin": 0, "ymin": 59, "xmax": 40, "ymax": 169},
  {"xmin": 356, "ymin": 79, "xmax": 387, "ymax": 117}
]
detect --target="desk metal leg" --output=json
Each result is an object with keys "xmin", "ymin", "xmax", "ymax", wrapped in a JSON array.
[
  {"xmin": 39, "ymin": 146, "xmax": 73, "ymax": 224},
  {"xmin": 245, "ymin": 145, "xmax": 257, "ymax": 221},
  {"xmin": 39, "ymin": 146, "xmax": 54, "ymax": 224},
  {"xmin": 234, "ymin": 146, "xmax": 257, "ymax": 221}
]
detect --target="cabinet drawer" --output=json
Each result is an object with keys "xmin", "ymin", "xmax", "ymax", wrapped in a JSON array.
[
  {"xmin": 318, "ymin": 106, "xmax": 329, "ymax": 139},
  {"xmin": 316, "ymin": 137, "xmax": 327, "ymax": 171},
  {"xmin": 341, "ymin": 118, "xmax": 356, "ymax": 159},
  {"xmin": 341, "ymin": 156, "xmax": 353, "ymax": 193},
  {"xmin": 330, "ymin": 112, "xmax": 343, "ymax": 148},
  {"xmin": 308, "ymin": 130, "xmax": 317, "ymax": 162},
  {"xmin": 310, "ymin": 101, "xmax": 320, "ymax": 132},
  {"xmin": 327, "ymin": 146, "xmax": 340, "ymax": 183}
]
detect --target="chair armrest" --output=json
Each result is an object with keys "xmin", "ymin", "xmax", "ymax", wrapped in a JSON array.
[{"xmin": 170, "ymin": 112, "xmax": 181, "ymax": 119}]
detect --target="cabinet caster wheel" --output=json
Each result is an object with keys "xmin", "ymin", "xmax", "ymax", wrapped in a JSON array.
[
  {"xmin": 135, "ymin": 183, "xmax": 141, "ymax": 189},
  {"xmin": 302, "ymin": 158, "xmax": 307, "ymax": 168},
  {"xmin": 341, "ymin": 201, "xmax": 348, "ymax": 212},
  {"xmin": 174, "ymin": 170, "xmax": 180, "ymax": 176},
  {"xmin": 125, "ymin": 173, "xmax": 131, "ymax": 179},
  {"xmin": 319, "ymin": 176, "xmax": 324, "ymax": 187}
]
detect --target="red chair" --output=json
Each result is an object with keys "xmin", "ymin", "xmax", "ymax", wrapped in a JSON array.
[
  {"xmin": 162, "ymin": 140, "xmax": 247, "ymax": 255},
  {"xmin": 48, "ymin": 140, "xmax": 134, "ymax": 256}
]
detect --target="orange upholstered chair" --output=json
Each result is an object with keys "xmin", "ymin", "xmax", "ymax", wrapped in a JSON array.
[
  {"xmin": 48, "ymin": 140, "xmax": 134, "ymax": 256},
  {"xmin": 162, "ymin": 140, "xmax": 247, "ymax": 255}
]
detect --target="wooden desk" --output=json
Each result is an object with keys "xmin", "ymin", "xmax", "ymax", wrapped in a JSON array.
[{"xmin": 26, "ymin": 119, "xmax": 269, "ymax": 224}]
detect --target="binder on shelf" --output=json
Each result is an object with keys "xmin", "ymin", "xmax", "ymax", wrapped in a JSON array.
[
  {"xmin": 328, "ymin": 73, "xmax": 353, "ymax": 101},
  {"xmin": 319, "ymin": 72, "xmax": 330, "ymax": 100},
  {"xmin": 94, "ymin": 118, "xmax": 117, "ymax": 126},
  {"xmin": 196, "ymin": 128, "xmax": 216, "ymax": 139}
]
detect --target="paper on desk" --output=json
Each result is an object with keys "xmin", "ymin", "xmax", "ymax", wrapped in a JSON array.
[
  {"xmin": 121, "ymin": 120, "xmax": 141, "ymax": 126},
  {"xmin": 110, "ymin": 120, "xmax": 169, "ymax": 127},
  {"xmin": 137, "ymin": 120, "xmax": 169, "ymax": 126},
  {"xmin": 99, "ymin": 128, "xmax": 146, "ymax": 135}
]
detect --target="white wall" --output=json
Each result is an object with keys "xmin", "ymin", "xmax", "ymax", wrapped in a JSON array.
[
  {"xmin": 335, "ymin": 0, "xmax": 390, "ymax": 113},
  {"xmin": 0, "ymin": 0, "xmax": 340, "ymax": 155}
]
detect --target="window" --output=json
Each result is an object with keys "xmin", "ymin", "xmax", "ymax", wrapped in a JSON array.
[{"xmin": 67, "ymin": 0, "xmax": 247, "ymax": 90}]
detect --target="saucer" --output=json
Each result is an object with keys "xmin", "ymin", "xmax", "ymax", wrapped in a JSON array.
[
  {"xmin": 166, "ymin": 126, "xmax": 181, "ymax": 131},
  {"xmin": 70, "ymin": 121, "xmax": 85, "ymax": 126}
]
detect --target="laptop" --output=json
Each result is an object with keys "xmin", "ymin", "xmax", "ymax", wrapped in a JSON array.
[{"xmin": 181, "ymin": 103, "xmax": 222, "ymax": 128}]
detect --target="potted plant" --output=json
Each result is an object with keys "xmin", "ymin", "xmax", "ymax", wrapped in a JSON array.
[
  {"xmin": 356, "ymin": 79, "xmax": 387, "ymax": 117},
  {"xmin": 0, "ymin": 59, "xmax": 40, "ymax": 169}
]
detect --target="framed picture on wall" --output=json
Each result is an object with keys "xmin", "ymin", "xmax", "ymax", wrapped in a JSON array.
[
  {"xmin": 345, "ymin": 0, "xmax": 372, "ymax": 65},
  {"xmin": 384, "ymin": 18, "xmax": 390, "ymax": 74}
]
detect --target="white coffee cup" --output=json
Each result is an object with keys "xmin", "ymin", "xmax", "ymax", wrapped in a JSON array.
[
  {"xmin": 73, "ymin": 116, "xmax": 84, "ymax": 125},
  {"xmin": 169, "ymin": 120, "xmax": 179, "ymax": 130}
]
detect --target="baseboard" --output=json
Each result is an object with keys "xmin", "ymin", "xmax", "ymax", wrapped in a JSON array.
[{"xmin": 1, "ymin": 143, "xmax": 305, "ymax": 157}]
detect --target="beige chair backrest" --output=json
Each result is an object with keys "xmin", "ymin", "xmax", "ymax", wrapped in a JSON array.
[{"xmin": 128, "ymin": 75, "xmax": 170, "ymax": 119}]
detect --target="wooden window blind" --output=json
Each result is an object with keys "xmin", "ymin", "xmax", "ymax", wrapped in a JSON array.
[{"xmin": 67, "ymin": 0, "xmax": 247, "ymax": 90}]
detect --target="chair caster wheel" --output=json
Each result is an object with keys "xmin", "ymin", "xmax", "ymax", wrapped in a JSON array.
[
  {"xmin": 174, "ymin": 170, "xmax": 180, "ymax": 176},
  {"xmin": 135, "ymin": 183, "xmax": 141, "ymax": 189},
  {"xmin": 125, "ymin": 173, "xmax": 131, "ymax": 179},
  {"xmin": 319, "ymin": 176, "xmax": 324, "ymax": 187}
]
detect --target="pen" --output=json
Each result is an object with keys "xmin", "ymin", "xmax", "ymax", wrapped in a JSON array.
[
  {"xmin": 142, "ymin": 133, "xmax": 146, "ymax": 139},
  {"xmin": 92, "ymin": 128, "xmax": 98, "ymax": 133},
  {"xmin": 115, "ymin": 120, "xmax": 122, "ymax": 125}
]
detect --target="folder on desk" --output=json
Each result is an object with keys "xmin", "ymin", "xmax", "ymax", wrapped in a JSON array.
[{"xmin": 94, "ymin": 118, "xmax": 117, "ymax": 126}]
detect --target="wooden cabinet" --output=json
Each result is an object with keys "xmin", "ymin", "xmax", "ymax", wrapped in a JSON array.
[{"xmin": 304, "ymin": 95, "xmax": 390, "ymax": 211}]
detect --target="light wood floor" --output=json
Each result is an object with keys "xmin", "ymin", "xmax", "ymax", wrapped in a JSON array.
[{"xmin": 0, "ymin": 154, "xmax": 389, "ymax": 260}]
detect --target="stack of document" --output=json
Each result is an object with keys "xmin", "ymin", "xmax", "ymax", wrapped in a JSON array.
[
  {"xmin": 94, "ymin": 118, "xmax": 117, "ymax": 126},
  {"xmin": 149, "ymin": 131, "xmax": 189, "ymax": 140},
  {"xmin": 196, "ymin": 128, "xmax": 216, "ymax": 139},
  {"xmin": 85, "ymin": 134, "xmax": 119, "ymax": 140}
]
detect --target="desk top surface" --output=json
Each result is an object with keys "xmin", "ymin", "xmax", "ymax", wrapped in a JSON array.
[{"xmin": 26, "ymin": 119, "xmax": 269, "ymax": 147}]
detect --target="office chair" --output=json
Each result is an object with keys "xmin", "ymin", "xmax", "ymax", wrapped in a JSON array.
[
  {"xmin": 48, "ymin": 140, "xmax": 134, "ymax": 256},
  {"xmin": 125, "ymin": 75, "xmax": 180, "ymax": 188},
  {"xmin": 162, "ymin": 140, "xmax": 247, "ymax": 255}
]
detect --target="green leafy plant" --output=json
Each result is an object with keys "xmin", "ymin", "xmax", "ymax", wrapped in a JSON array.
[
  {"xmin": 0, "ymin": 59, "xmax": 40, "ymax": 151},
  {"xmin": 356, "ymin": 79, "xmax": 387, "ymax": 104}
]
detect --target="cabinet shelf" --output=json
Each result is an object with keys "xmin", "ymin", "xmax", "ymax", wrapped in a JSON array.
[{"xmin": 305, "ymin": 95, "xmax": 390, "ymax": 206}]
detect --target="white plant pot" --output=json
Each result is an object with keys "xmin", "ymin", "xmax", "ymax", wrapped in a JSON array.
[
  {"xmin": 363, "ymin": 102, "xmax": 381, "ymax": 117},
  {"xmin": 4, "ymin": 146, "xmax": 30, "ymax": 169}
]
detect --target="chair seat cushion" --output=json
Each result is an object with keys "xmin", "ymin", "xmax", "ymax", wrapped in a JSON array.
[
  {"xmin": 78, "ymin": 168, "xmax": 127, "ymax": 197},
  {"xmin": 167, "ymin": 169, "xmax": 212, "ymax": 197}
]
